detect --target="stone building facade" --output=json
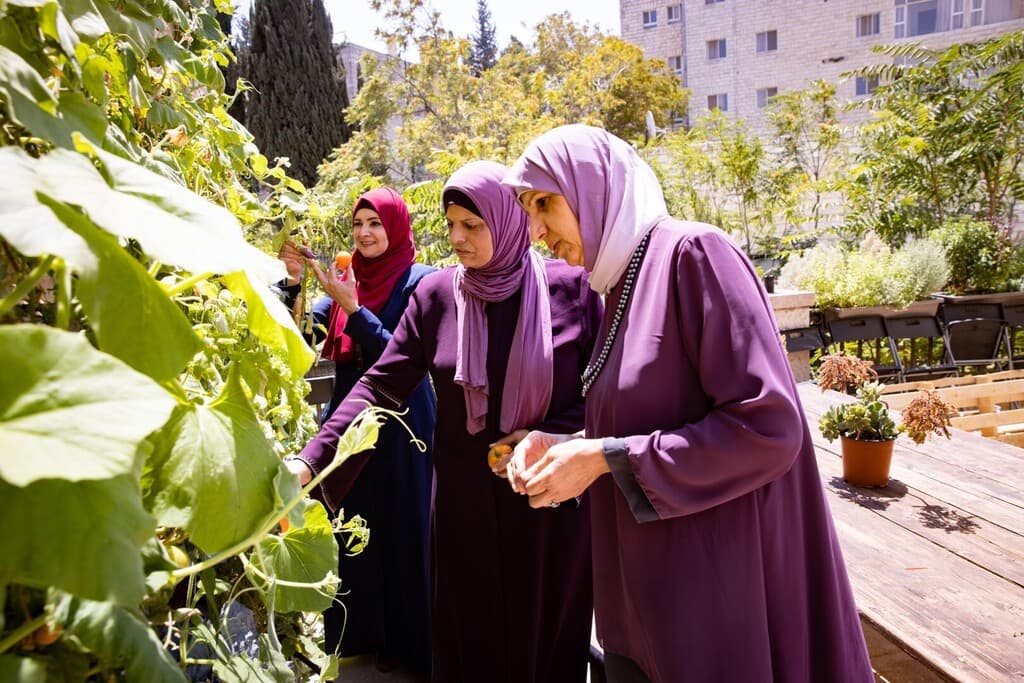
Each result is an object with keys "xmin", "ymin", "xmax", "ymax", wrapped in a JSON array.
[{"xmin": 620, "ymin": 0, "xmax": 1024, "ymax": 132}]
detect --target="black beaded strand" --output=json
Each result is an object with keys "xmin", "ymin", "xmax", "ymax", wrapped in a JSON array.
[{"xmin": 581, "ymin": 231, "xmax": 652, "ymax": 397}]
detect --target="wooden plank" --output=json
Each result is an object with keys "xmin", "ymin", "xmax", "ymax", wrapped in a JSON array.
[
  {"xmin": 952, "ymin": 407, "xmax": 1024, "ymax": 432},
  {"xmin": 997, "ymin": 432, "xmax": 1024, "ymax": 448},
  {"xmin": 883, "ymin": 379, "xmax": 1024, "ymax": 412}
]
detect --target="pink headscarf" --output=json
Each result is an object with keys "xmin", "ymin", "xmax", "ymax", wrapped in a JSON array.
[
  {"xmin": 446, "ymin": 161, "xmax": 553, "ymax": 435},
  {"xmin": 502, "ymin": 124, "xmax": 669, "ymax": 295}
]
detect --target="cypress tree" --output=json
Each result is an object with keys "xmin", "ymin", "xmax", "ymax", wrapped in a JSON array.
[
  {"xmin": 468, "ymin": 0, "xmax": 498, "ymax": 76},
  {"xmin": 246, "ymin": 0, "xmax": 350, "ymax": 186}
]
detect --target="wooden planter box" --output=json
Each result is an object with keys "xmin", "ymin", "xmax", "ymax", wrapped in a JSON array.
[
  {"xmin": 822, "ymin": 299, "xmax": 941, "ymax": 322},
  {"xmin": 931, "ymin": 291, "xmax": 1024, "ymax": 306}
]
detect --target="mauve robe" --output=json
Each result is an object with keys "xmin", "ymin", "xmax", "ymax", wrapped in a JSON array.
[
  {"xmin": 298, "ymin": 259, "xmax": 601, "ymax": 683},
  {"xmin": 589, "ymin": 221, "xmax": 873, "ymax": 682}
]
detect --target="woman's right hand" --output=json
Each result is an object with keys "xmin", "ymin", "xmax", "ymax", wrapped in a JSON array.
[
  {"xmin": 285, "ymin": 458, "xmax": 313, "ymax": 486},
  {"xmin": 307, "ymin": 259, "xmax": 360, "ymax": 315},
  {"xmin": 278, "ymin": 240, "xmax": 305, "ymax": 286}
]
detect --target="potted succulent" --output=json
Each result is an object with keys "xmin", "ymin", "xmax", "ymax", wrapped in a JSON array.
[{"xmin": 817, "ymin": 354, "xmax": 955, "ymax": 487}]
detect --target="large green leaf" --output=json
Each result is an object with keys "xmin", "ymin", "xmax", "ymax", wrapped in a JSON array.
[
  {"xmin": 0, "ymin": 147, "xmax": 284, "ymax": 283},
  {"xmin": 142, "ymin": 367, "xmax": 282, "ymax": 554},
  {"xmin": 0, "ymin": 475, "xmax": 153, "ymax": 605},
  {"xmin": 0, "ymin": 148, "xmax": 204, "ymax": 381},
  {"xmin": 0, "ymin": 325, "xmax": 175, "ymax": 486},
  {"xmin": 0, "ymin": 45, "xmax": 70, "ymax": 145},
  {"xmin": 43, "ymin": 198, "xmax": 203, "ymax": 381},
  {"xmin": 250, "ymin": 499, "xmax": 338, "ymax": 613},
  {"xmin": 54, "ymin": 593, "xmax": 187, "ymax": 683},
  {"xmin": 222, "ymin": 271, "xmax": 314, "ymax": 380}
]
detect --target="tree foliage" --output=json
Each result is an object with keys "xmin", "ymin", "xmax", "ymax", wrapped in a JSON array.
[
  {"xmin": 320, "ymin": 0, "xmax": 687, "ymax": 186},
  {"xmin": 246, "ymin": 0, "xmax": 351, "ymax": 185},
  {"xmin": 468, "ymin": 0, "xmax": 498, "ymax": 76},
  {"xmin": 851, "ymin": 32, "xmax": 1024, "ymax": 241}
]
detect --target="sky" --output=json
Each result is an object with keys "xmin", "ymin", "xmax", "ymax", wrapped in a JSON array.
[{"xmin": 321, "ymin": 0, "xmax": 621, "ymax": 55}]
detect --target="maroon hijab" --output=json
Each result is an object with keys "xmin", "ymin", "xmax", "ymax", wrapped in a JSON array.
[{"xmin": 323, "ymin": 187, "xmax": 416, "ymax": 362}]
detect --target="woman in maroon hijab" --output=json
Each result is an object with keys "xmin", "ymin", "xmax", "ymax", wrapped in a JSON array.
[
  {"xmin": 280, "ymin": 187, "xmax": 436, "ymax": 675},
  {"xmin": 502, "ymin": 125, "xmax": 873, "ymax": 683},
  {"xmin": 287, "ymin": 161, "xmax": 601, "ymax": 682}
]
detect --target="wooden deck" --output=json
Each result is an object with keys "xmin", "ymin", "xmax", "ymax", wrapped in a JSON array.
[{"xmin": 797, "ymin": 382, "xmax": 1024, "ymax": 682}]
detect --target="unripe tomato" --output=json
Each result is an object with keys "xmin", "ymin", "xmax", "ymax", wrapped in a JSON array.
[
  {"xmin": 166, "ymin": 544, "xmax": 190, "ymax": 569},
  {"xmin": 335, "ymin": 250, "xmax": 352, "ymax": 270}
]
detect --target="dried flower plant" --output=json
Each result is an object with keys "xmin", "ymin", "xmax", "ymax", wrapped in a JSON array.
[
  {"xmin": 816, "ymin": 353, "xmax": 877, "ymax": 394},
  {"xmin": 900, "ymin": 390, "xmax": 956, "ymax": 445}
]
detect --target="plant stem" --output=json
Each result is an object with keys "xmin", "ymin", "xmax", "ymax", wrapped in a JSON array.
[
  {"xmin": 0, "ymin": 614, "xmax": 46, "ymax": 655},
  {"xmin": 164, "ymin": 271, "xmax": 214, "ymax": 298},
  {"xmin": 0, "ymin": 255, "xmax": 55, "ymax": 319},
  {"xmin": 54, "ymin": 261, "xmax": 70, "ymax": 330}
]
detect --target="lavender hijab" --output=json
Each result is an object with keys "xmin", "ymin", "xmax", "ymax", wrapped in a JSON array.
[
  {"xmin": 446, "ymin": 161, "xmax": 554, "ymax": 435},
  {"xmin": 502, "ymin": 124, "xmax": 669, "ymax": 295}
]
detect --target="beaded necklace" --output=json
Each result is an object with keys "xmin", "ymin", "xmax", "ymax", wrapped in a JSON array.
[{"xmin": 581, "ymin": 230, "xmax": 652, "ymax": 397}]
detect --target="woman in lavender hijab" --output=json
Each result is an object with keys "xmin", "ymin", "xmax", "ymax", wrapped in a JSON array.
[
  {"xmin": 502, "ymin": 125, "xmax": 873, "ymax": 683},
  {"xmin": 287, "ymin": 160, "xmax": 601, "ymax": 682}
]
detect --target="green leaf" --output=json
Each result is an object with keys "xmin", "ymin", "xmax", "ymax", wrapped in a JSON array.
[
  {"xmin": 250, "ymin": 499, "xmax": 338, "ymax": 613},
  {"xmin": 0, "ymin": 45, "xmax": 70, "ymax": 145},
  {"xmin": 0, "ymin": 325, "xmax": 175, "ymax": 486},
  {"xmin": 222, "ymin": 271, "xmax": 315, "ymax": 380},
  {"xmin": 57, "ymin": 90, "xmax": 108, "ymax": 145},
  {"xmin": 0, "ymin": 475, "xmax": 153, "ymax": 605},
  {"xmin": 0, "ymin": 657, "xmax": 46, "ymax": 683},
  {"xmin": 213, "ymin": 654, "xmax": 281, "ymax": 683},
  {"xmin": 54, "ymin": 593, "xmax": 187, "ymax": 682},
  {"xmin": 60, "ymin": 0, "xmax": 110, "ymax": 40},
  {"xmin": 142, "ymin": 368, "xmax": 282, "ymax": 554},
  {"xmin": 40, "ymin": 197, "xmax": 203, "ymax": 381}
]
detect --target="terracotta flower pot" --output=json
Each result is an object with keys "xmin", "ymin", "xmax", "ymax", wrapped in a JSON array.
[{"xmin": 840, "ymin": 436, "xmax": 895, "ymax": 487}]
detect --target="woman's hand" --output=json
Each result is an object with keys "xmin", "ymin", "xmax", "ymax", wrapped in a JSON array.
[
  {"xmin": 285, "ymin": 458, "xmax": 313, "ymax": 486},
  {"xmin": 509, "ymin": 434, "xmax": 609, "ymax": 508},
  {"xmin": 278, "ymin": 240, "xmax": 305, "ymax": 286},
  {"xmin": 307, "ymin": 259, "xmax": 359, "ymax": 315}
]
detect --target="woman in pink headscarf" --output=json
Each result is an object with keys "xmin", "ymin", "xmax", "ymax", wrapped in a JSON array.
[
  {"xmin": 502, "ymin": 125, "xmax": 873, "ymax": 683},
  {"xmin": 287, "ymin": 161, "xmax": 601, "ymax": 683},
  {"xmin": 280, "ymin": 187, "xmax": 437, "ymax": 675}
]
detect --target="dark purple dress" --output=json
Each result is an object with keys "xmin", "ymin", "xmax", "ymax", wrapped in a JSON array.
[
  {"xmin": 298, "ymin": 259, "xmax": 601, "ymax": 683},
  {"xmin": 587, "ymin": 221, "xmax": 873, "ymax": 682}
]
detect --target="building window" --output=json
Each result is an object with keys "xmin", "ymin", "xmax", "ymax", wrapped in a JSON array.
[
  {"xmin": 705, "ymin": 0, "xmax": 725, "ymax": 4},
  {"xmin": 970, "ymin": 0, "xmax": 984, "ymax": 26},
  {"xmin": 643, "ymin": 10, "xmax": 657, "ymax": 27},
  {"xmin": 895, "ymin": 0, "xmax": 938, "ymax": 38},
  {"xmin": 857, "ymin": 13, "xmax": 881, "ymax": 36},
  {"xmin": 706, "ymin": 39, "xmax": 727, "ymax": 60},
  {"xmin": 667, "ymin": 4, "xmax": 682, "ymax": 23},
  {"xmin": 756, "ymin": 30, "xmax": 778, "ymax": 53},
  {"xmin": 952, "ymin": 0, "xmax": 965, "ymax": 28},
  {"xmin": 667, "ymin": 55, "xmax": 683, "ymax": 74},
  {"xmin": 670, "ymin": 110, "xmax": 687, "ymax": 127},
  {"xmin": 756, "ymin": 87, "xmax": 778, "ymax": 108},
  {"xmin": 707, "ymin": 93, "xmax": 728, "ymax": 111},
  {"xmin": 856, "ymin": 75, "xmax": 879, "ymax": 96}
]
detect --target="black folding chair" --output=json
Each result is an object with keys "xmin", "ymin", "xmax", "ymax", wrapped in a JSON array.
[
  {"xmin": 1002, "ymin": 302, "xmax": 1024, "ymax": 367},
  {"xmin": 884, "ymin": 315, "xmax": 958, "ymax": 382},
  {"xmin": 939, "ymin": 302, "xmax": 1011, "ymax": 372},
  {"xmin": 781, "ymin": 325, "xmax": 828, "ymax": 354},
  {"xmin": 826, "ymin": 315, "xmax": 903, "ymax": 383}
]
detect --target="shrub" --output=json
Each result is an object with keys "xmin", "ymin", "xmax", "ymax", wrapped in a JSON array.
[
  {"xmin": 932, "ymin": 217, "xmax": 1023, "ymax": 294},
  {"xmin": 779, "ymin": 232, "xmax": 948, "ymax": 308}
]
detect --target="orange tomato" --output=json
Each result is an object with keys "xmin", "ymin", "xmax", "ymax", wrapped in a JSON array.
[
  {"xmin": 334, "ymin": 250, "xmax": 352, "ymax": 270},
  {"xmin": 279, "ymin": 517, "xmax": 290, "ymax": 533},
  {"xmin": 33, "ymin": 623, "xmax": 63, "ymax": 647},
  {"xmin": 487, "ymin": 443, "xmax": 512, "ymax": 470}
]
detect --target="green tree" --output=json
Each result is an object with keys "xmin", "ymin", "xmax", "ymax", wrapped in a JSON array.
[
  {"xmin": 851, "ymin": 33, "xmax": 1024, "ymax": 242},
  {"xmin": 468, "ymin": 0, "xmax": 498, "ymax": 76},
  {"xmin": 321, "ymin": 1, "xmax": 685, "ymax": 185},
  {"xmin": 246, "ymin": 0, "xmax": 350, "ymax": 185}
]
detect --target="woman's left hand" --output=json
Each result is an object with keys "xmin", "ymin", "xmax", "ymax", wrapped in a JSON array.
[
  {"xmin": 513, "ymin": 435, "xmax": 610, "ymax": 508},
  {"xmin": 307, "ymin": 259, "xmax": 359, "ymax": 314}
]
